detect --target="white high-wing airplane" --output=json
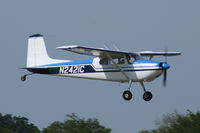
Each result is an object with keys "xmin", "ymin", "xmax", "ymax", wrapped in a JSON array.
[{"xmin": 21, "ymin": 34, "xmax": 181, "ymax": 101}]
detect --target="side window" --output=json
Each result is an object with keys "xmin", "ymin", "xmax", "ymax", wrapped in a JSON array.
[
  {"xmin": 126, "ymin": 55, "xmax": 135, "ymax": 64},
  {"xmin": 110, "ymin": 58, "xmax": 118, "ymax": 65},
  {"xmin": 110, "ymin": 58, "xmax": 125, "ymax": 65},
  {"xmin": 99, "ymin": 58, "xmax": 109, "ymax": 65},
  {"xmin": 129, "ymin": 57, "xmax": 135, "ymax": 64},
  {"xmin": 99, "ymin": 57, "xmax": 134, "ymax": 65},
  {"xmin": 118, "ymin": 58, "xmax": 125, "ymax": 64}
]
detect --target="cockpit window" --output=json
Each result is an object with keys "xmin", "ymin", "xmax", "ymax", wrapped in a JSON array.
[
  {"xmin": 129, "ymin": 57, "xmax": 135, "ymax": 64},
  {"xmin": 126, "ymin": 55, "xmax": 136, "ymax": 64}
]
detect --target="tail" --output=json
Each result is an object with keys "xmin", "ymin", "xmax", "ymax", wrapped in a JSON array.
[{"xmin": 26, "ymin": 34, "xmax": 66, "ymax": 67}]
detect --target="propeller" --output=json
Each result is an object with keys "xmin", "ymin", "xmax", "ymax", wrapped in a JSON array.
[
  {"xmin": 163, "ymin": 46, "xmax": 168, "ymax": 87},
  {"xmin": 163, "ymin": 68, "xmax": 167, "ymax": 86}
]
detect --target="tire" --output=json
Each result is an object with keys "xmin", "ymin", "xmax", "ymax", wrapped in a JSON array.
[
  {"xmin": 143, "ymin": 91, "xmax": 152, "ymax": 101},
  {"xmin": 21, "ymin": 76, "xmax": 26, "ymax": 82},
  {"xmin": 122, "ymin": 90, "xmax": 132, "ymax": 101}
]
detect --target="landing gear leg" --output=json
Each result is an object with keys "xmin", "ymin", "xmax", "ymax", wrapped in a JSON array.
[
  {"xmin": 122, "ymin": 80, "xmax": 133, "ymax": 101},
  {"xmin": 140, "ymin": 81, "xmax": 152, "ymax": 102},
  {"xmin": 21, "ymin": 73, "xmax": 33, "ymax": 82}
]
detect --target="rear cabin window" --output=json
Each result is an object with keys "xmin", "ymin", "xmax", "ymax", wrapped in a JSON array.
[
  {"xmin": 99, "ymin": 58, "xmax": 109, "ymax": 65},
  {"xmin": 118, "ymin": 58, "xmax": 125, "ymax": 64}
]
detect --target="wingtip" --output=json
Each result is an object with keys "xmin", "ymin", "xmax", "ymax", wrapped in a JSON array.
[{"xmin": 56, "ymin": 45, "xmax": 79, "ymax": 50}]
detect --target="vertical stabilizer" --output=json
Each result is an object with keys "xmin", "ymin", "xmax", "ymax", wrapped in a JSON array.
[
  {"xmin": 26, "ymin": 34, "xmax": 66, "ymax": 67},
  {"xmin": 27, "ymin": 34, "xmax": 53, "ymax": 67}
]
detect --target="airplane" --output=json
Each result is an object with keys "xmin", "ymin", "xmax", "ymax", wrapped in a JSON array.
[{"xmin": 21, "ymin": 34, "xmax": 181, "ymax": 101}]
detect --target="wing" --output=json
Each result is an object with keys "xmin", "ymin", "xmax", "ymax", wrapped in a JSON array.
[
  {"xmin": 56, "ymin": 45, "xmax": 137, "ymax": 58},
  {"xmin": 57, "ymin": 45, "xmax": 181, "ymax": 59},
  {"xmin": 138, "ymin": 51, "xmax": 181, "ymax": 56}
]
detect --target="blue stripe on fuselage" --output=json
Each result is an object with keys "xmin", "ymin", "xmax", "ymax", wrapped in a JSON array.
[
  {"xmin": 132, "ymin": 59, "xmax": 161, "ymax": 67},
  {"xmin": 39, "ymin": 58, "xmax": 94, "ymax": 67},
  {"xmin": 132, "ymin": 59, "xmax": 160, "ymax": 65}
]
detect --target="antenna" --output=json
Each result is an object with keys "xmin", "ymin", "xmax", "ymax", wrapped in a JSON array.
[
  {"xmin": 113, "ymin": 44, "xmax": 120, "ymax": 51},
  {"xmin": 104, "ymin": 45, "xmax": 109, "ymax": 50}
]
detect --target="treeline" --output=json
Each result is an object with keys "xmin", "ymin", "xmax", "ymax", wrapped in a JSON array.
[
  {"xmin": 140, "ymin": 110, "xmax": 200, "ymax": 133},
  {"xmin": 0, "ymin": 113, "xmax": 111, "ymax": 133},
  {"xmin": 1, "ymin": 110, "xmax": 200, "ymax": 133}
]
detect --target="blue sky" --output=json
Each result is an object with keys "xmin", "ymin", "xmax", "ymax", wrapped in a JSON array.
[{"xmin": 0, "ymin": 0, "xmax": 200, "ymax": 133}]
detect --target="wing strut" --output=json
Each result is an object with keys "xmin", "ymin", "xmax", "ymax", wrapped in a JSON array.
[{"xmin": 106, "ymin": 53, "xmax": 130, "ymax": 80}]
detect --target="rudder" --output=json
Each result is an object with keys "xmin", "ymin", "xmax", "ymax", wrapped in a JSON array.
[{"xmin": 26, "ymin": 34, "xmax": 54, "ymax": 67}]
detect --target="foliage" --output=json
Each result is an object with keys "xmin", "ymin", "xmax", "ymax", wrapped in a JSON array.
[
  {"xmin": 42, "ymin": 113, "xmax": 111, "ymax": 133},
  {"xmin": 140, "ymin": 110, "xmax": 200, "ymax": 133},
  {"xmin": 0, "ymin": 113, "xmax": 40, "ymax": 133}
]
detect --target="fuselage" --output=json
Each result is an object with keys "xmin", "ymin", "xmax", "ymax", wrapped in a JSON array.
[
  {"xmin": 22, "ymin": 34, "xmax": 180, "ymax": 102},
  {"xmin": 27, "ymin": 57, "xmax": 169, "ymax": 83}
]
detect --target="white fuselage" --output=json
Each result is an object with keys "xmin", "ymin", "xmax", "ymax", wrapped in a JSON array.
[{"xmin": 41, "ymin": 57, "xmax": 165, "ymax": 83}]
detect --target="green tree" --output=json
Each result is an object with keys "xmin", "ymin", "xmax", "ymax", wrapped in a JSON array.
[
  {"xmin": 0, "ymin": 113, "xmax": 40, "ymax": 133},
  {"xmin": 140, "ymin": 110, "xmax": 200, "ymax": 133},
  {"xmin": 42, "ymin": 113, "xmax": 111, "ymax": 133},
  {"xmin": 0, "ymin": 126, "xmax": 17, "ymax": 133}
]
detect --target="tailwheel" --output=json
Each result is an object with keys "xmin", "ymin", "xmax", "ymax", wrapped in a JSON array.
[
  {"xmin": 123, "ymin": 90, "xmax": 132, "ymax": 101},
  {"xmin": 21, "ymin": 75, "xmax": 26, "ymax": 82},
  {"xmin": 20, "ymin": 73, "xmax": 33, "ymax": 82},
  {"xmin": 143, "ymin": 91, "xmax": 152, "ymax": 101}
]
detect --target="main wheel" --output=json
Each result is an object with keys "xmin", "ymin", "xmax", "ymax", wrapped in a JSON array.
[
  {"xmin": 122, "ymin": 90, "xmax": 132, "ymax": 101},
  {"xmin": 143, "ymin": 91, "xmax": 152, "ymax": 101},
  {"xmin": 21, "ymin": 75, "xmax": 26, "ymax": 82}
]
